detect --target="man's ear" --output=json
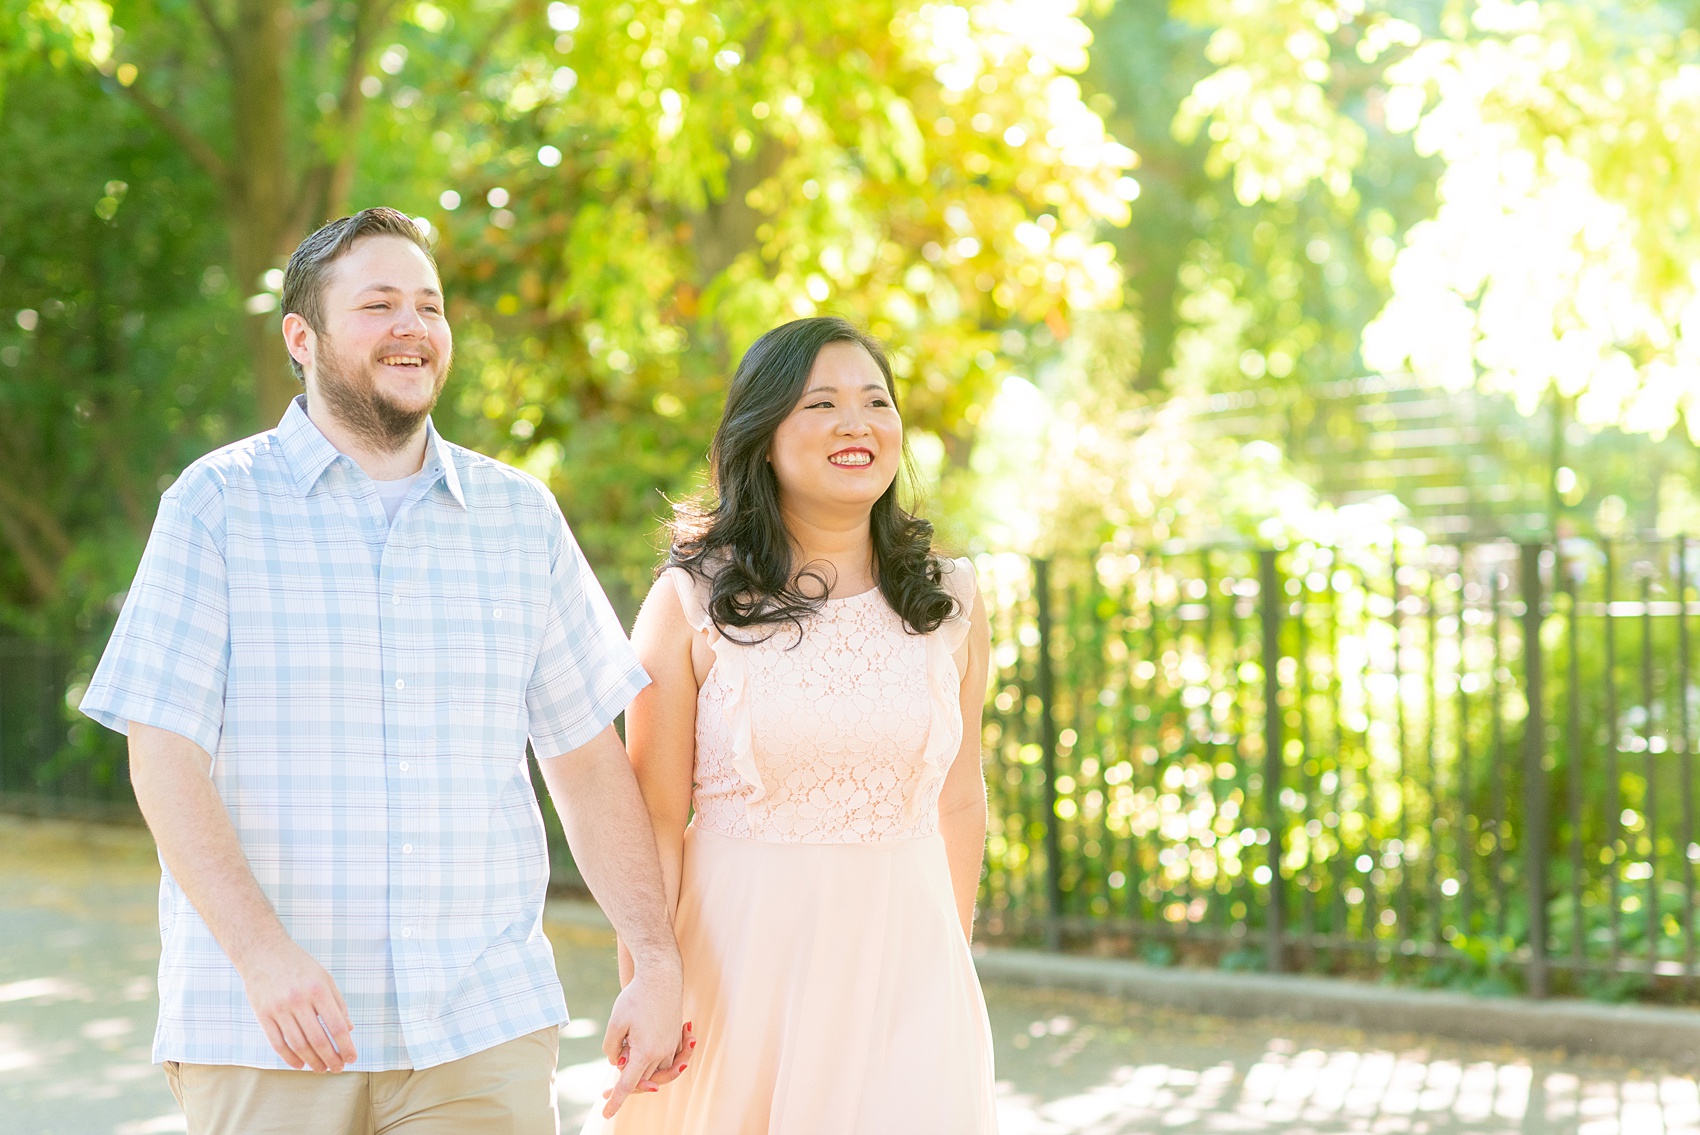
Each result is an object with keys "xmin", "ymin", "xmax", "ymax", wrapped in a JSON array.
[{"xmin": 281, "ymin": 312, "xmax": 315, "ymax": 376}]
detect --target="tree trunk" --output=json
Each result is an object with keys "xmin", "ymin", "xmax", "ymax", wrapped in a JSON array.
[
  {"xmin": 229, "ymin": 0, "xmax": 303, "ymax": 427},
  {"xmin": 117, "ymin": 0, "xmax": 392, "ymax": 426}
]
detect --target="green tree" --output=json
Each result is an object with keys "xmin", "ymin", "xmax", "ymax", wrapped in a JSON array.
[
  {"xmin": 1084, "ymin": 0, "xmax": 1436, "ymax": 403},
  {"xmin": 1364, "ymin": 0, "xmax": 1700, "ymax": 446},
  {"xmin": 1, "ymin": 0, "xmax": 1135, "ymax": 621},
  {"xmin": 365, "ymin": 0, "xmax": 1137, "ymax": 603},
  {"xmin": 12, "ymin": 0, "xmax": 411, "ymax": 424},
  {"xmin": 0, "ymin": 23, "xmax": 245, "ymax": 630},
  {"xmin": 1130, "ymin": 0, "xmax": 1700, "ymax": 451}
]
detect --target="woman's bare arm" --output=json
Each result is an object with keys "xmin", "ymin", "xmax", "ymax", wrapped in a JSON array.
[
  {"xmin": 938, "ymin": 586, "xmax": 993, "ymax": 941},
  {"xmin": 589, "ymin": 570, "xmax": 705, "ymax": 1094},
  {"xmin": 620, "ymin": 572, "xmax": 703, "ymax": 974}
]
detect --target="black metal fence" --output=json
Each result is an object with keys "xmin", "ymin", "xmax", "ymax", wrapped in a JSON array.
[
  {"xmin": 0, "ymin": 638, "xmax": 137, "ymax": 817},
  {"xmin": 978, "ymin": 537, "xmax": 1700, "ymax": 997}
]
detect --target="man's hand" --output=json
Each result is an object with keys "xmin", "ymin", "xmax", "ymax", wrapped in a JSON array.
[
  {"xmin": 237, "ymin": 936, "xmax": 357, "ymax": 1073},
  {"xmin": 536, "ymin": 726, "xmax": 688, "ymax": 1116},
  {"xmin": 127, "ymin": 723, "xmax": 357, "ymax": 1074},
  {"xmin": 599, "ymin": 959, "xmax": 684, "ymax": 1117},
  {"xmin": 601, "ymin": 1021, "xmax": 695, "ymax": 1104}
]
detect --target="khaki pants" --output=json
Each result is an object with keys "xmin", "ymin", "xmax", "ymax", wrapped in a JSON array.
[{"xmin": 163, "ymin": 1027, "xmax": 560, "ymax": 1135}]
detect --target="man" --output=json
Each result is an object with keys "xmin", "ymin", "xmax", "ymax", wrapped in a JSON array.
[{"xmin": 81, "ymin": 207, "xmax": 684, "ymax": 1134}]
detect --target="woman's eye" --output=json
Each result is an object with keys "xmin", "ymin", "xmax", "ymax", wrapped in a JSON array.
[{"xmin": 806, "ymin": 401, "xmax": 833, "ymax": 410}]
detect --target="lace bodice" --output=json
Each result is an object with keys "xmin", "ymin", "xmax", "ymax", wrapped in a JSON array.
[{"xmin": 671, "ymin": 559, "xmax": 976, "ymax": 844}]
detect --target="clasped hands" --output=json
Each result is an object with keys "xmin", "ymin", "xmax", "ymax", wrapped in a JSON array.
[{"xmin": 598, "ymin": 960, "xmax": 692, "ymax": 1117}]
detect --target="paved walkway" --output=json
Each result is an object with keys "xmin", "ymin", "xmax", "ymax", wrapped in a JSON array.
[{"xmin": 2, "ymin": 815, "xmax": 1694, "ymax": 1134}]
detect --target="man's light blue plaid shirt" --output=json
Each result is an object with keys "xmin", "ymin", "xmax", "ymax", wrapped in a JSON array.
[{"xmin": 81, "ymin": 396, "xmax": 650, "ymax": 1070}]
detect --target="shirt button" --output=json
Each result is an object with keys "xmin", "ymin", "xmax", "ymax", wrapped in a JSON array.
[
  {"xmin": 398, "ymin": 761, "xmax": 410, "ymax": 772},
  {"xmin": 392, "ymin": 594, "xmax": 402, "ymax": 606},
  {"xmin": 395, "ymin": 678, "xmax": 405, "ymax": 690},
  {"xmin": 402, "ymin": 843, "xmax": 413, "ymax": 854},
  {"xmin": 401, "ymin": 927, "xmax": 413, "ymax": 938},
  {"xmin": 493, "ymin": 608, "xmax": 503, "ymax": 620}
]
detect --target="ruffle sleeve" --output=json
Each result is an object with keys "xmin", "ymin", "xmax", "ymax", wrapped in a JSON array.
[
  {"xmin": 665, "ymin": 566, "xmax": 768, "ymax": 815},
  {"xmin": 905, "ymin": 556, "xmax": 978, "ymax": 826}
]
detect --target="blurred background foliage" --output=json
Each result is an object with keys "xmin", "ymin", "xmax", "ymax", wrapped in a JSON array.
[{"xmin": 3, "ymin": 0, "xmax": 1700, "ymax": 636}]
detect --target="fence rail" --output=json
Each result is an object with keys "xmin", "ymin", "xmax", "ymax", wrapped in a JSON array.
[{"xmin": 6, "ymin": 534, "xmax": 1699, "ymax": 998}]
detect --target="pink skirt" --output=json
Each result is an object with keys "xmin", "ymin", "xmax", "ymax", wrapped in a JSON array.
[{"xmin": 585, "ymin": 825, "xmax": 997, "ymax": 1135}]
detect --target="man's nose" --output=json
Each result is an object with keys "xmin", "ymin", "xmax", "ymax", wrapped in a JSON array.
[{"xmin": 392, "ymin": 306, "xmax": 429, "ymax": 337}]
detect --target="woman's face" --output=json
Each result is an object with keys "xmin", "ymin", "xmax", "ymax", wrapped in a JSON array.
[{"xmin": 767, "ymin": 341, "xmax": 903, "ymax": 519}]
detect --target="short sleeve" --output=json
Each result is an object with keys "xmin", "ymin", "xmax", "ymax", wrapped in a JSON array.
[
  {"xmin": 80, "ymin": 493, "xmax": 231, "ymax": 755},
  {"xmin": 526, "ymin": 512, "xmax": 652, "ymax": 758},
  {"xmin": 663, "ymin": 566, "xmax": 715, "ymax": 637},
  {"xmin": 939, "ymin": 556, "xmax": 978, "ymax": 653}
]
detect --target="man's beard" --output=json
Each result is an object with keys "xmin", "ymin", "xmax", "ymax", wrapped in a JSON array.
[{"xmin": 313, "ymin": 332, "xmax": 451, "ymax": 453}]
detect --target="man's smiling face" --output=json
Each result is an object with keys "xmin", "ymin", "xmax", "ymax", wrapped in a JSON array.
[{"xmin": 297, "ymin": 234, "xmax": 454, "ymax": 451}]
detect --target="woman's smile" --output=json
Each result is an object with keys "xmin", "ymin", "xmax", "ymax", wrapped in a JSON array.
[{"xmin": 828, "ymin": 447, "xmax": 874, "ymax": 467}]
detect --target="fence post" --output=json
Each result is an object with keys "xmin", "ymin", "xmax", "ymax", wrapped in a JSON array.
[
  {"xmin": 1033, "ymin": 558, "xmax": 1063, "ymax": 951},
  {"xmin": 1259, "ymin": 549, "xmax": 1286, "ymax": 973},
  {"xmin": 1520, "ymin": 543, "xmax": 1551, "ymax": 998}
]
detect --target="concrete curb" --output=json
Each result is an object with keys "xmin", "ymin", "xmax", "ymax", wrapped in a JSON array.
[
  {"xmin": 974, "ymin": 949, "xmax": 1700, "ymax": 1062},
  {"xmin": 544, "ymin": 899, "xmax": 1700, "ymax": 1062}
]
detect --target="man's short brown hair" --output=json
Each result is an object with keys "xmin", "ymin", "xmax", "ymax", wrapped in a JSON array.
[{"xmin": 280, "ymin": 207, "xmax": 437, "ymax": 381}]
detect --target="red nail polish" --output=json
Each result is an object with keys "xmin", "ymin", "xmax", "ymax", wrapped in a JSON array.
[
  {"xmin": 678, "ymin": 1064, "xmax": 687, "ymax": 1072},
  {"xmin": 688, "ymin": 1039, "xmax": 697, "ymax": 1048},
  {"xmin": 617, "ymin": 1056, "xmax": 627, "ymax": 1068}
]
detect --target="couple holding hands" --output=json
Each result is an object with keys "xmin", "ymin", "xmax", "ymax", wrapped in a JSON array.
[{"xmin": 82, "ymin": 207, "xmax": 999, "ymax": 1134}]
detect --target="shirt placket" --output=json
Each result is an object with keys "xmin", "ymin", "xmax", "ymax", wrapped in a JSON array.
[{"xmin": 377, "ymin": 478, "xmax": 434, "ymax": 1057}]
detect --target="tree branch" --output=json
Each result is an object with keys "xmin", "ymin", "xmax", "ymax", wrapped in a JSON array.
[
  {"xmin": 290, "ymin": 0, "xmax": 396, "ymax": 232},
  {"xmin": 451, "ymin": 0, "xmax": 539, "ymax": 95},
  {"xmin": 189, "ymin": 0, "xmax": 239, "ymax": 63},
  {"xmin": 0, "ymin": 477, "xmax": 72, "ymax": 562},
  {"xmin": 112, "ymin": 77, "xmax": 229, "ymax": 186},
  {"xmin": 689, "ymin": 140, "xmax": 788, "ymax": 282},
  {"xmin": 0, "ymin": 491, "xmax": 61, "ymax": 603},
  {"xmin": 0, "ymin": 429, "xmax": 73, "ymax": 560}
]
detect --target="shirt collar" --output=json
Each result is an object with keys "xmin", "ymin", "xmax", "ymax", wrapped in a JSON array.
[
  {"xmin": 421, "ymin": 420, "xmax": 467, "ymax": 510},
  {"xmin": 277, "ymin": 395, "xmax": 467, "ymax": 510}
]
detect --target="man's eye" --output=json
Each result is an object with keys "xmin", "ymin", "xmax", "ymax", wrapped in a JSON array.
[{"xmin": 365, "ymin": 303, "xmax": 389, "ymax": 311}]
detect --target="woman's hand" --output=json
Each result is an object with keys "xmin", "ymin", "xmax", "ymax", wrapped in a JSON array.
[
  {"xmin": 598, "ymin": 959, "xmax": 685, "ymax": 1116},
  {"xmin": 602, "ymin": 1020, "xmax": 696, "ymax": 1101}
]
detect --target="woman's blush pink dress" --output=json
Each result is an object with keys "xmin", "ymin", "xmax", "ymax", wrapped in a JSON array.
[{"xmin": 585, "ymin": 557, "xmax": 997, "ymax": 1135}]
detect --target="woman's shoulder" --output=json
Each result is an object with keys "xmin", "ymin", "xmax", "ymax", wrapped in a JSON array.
[
  {"xmin": 927, "ymin": 554, "xmax": 979, "ymax": 653},
  {"xmin": 649, "ymin": 560, "xmax": 719, "ymax": 636},
  {"xmin": 933, "ymin": 553, "xmax": 977, "ymax": 607}
]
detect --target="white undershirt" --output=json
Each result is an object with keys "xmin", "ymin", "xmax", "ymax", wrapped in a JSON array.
[{"xmin": 373, "ymin": 470, "xmax": 423, "ymax": 525}]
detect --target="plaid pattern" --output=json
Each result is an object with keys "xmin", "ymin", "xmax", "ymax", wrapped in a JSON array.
[{"xmin": 82, "ymin": 396, "xmax": 650, "ymax": 1070}]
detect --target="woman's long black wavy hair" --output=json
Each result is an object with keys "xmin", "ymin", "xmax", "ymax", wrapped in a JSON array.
[{"xmin": 667, "ymin": 316, "xmax": 957, "ymax": 642}]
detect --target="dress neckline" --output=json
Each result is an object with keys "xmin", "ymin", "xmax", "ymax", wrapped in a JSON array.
[{"xmin": 823, "ymin": 586, "xmax": 880, "ymax": 605}]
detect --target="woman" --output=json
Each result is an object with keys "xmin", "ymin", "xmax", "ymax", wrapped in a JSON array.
[{"xmin": 589, "ymin": 317, "xmax": 997, "ymax": 1133}]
